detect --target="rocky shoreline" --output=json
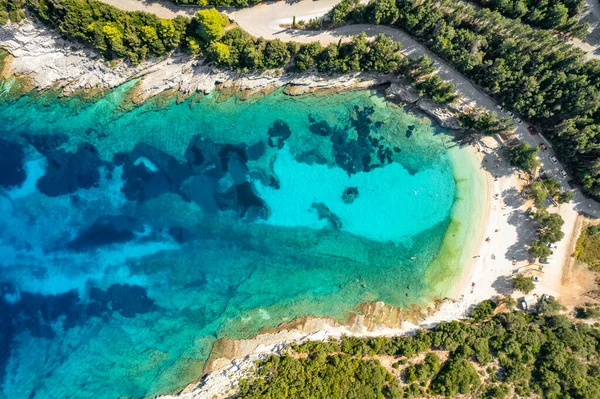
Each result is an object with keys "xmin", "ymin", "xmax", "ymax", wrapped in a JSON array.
[
  {"xmin": 156, "ymin": 299, "xmax": 473, "ymax": 399},
  {"xmin": 0, "ymin": 20, "xmax": 465, "ymax": 130}
]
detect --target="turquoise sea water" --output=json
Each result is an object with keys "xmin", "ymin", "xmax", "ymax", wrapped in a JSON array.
[{"xmin": 0, "ymin": 84, "xmax": 482, "ymax": 398}]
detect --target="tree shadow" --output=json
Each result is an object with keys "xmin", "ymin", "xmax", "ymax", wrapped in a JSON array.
[
  {"xmin": 504, "ymin": 209, "xmax": 538, "ymax": 262},
  {"xmin": 491, "ymin": 275, "xmax": 514, "ymax": 295}
]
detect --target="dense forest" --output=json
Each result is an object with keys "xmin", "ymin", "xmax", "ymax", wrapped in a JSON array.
[
  {"xmin": 237, "ymin": 304, "xmax": 600, "ymax": 398},
  {"xmin": 167, "ymin": 0, "xmax": 591, "ymax": 38},
  {"xmin": 472, "ymin": 0, "xmax": 589, "ymax": 36},
  {"xmin": 328, "ymin": 0, "xmax": 600, "ymax": 200}
]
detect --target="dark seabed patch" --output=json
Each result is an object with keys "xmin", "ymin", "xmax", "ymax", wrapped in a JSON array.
[
  {"xmin": 0, "ymin": 138, "xmax": 26, "ymax": 188},
  {"xmin": 0, "ymin": 88, "xmax": 473, "ymax": 399}
]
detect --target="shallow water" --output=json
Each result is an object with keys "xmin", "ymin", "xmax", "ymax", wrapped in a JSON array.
[{"xmin": 0, "ymin": 85, "xmax": 481, "ymax": 398}]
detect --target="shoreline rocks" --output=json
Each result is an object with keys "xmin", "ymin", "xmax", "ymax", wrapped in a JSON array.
[{"xmin": 1, "ymin": 21, "xmax": 466, "ymax": 133}]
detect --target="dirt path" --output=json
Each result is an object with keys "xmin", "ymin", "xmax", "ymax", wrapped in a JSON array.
[{"xmin": 95, "ymin": 0, "xmax": 200, "ymax": 18}]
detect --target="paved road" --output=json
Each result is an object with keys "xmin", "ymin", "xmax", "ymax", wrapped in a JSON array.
[{"xmin": 96, "ymin": 0, "xmax": 600, "ymax": 58}]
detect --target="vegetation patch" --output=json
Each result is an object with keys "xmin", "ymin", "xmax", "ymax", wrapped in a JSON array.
[
  {"xmin": 575, "ymin": 225, "xmax": 600, "ymax": 272},
  {"xmin": 238, "ymin": 309, "xmax": 600, "ymax": 398}
]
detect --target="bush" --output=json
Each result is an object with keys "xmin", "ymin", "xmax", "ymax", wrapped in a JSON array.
[
  {"xmin": 429, "ymin": 356, "xmax": 481, "ymax": 396},
  {"xmin": 471, "ymin": 299, "xmax": 497, "ymax": 322}
]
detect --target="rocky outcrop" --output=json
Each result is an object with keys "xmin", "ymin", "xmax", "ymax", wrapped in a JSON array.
[
  {"xmin": 417, "ymin": 98, "xmax": 462, "ymax": 130},
  {"xmin": 385, "ymin": 81, "xmax": 421, "ymax": 104}
]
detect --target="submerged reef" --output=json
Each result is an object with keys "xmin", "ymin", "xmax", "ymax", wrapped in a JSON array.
[{"xmin": 0, "ymin": 88, "xmax": 472, "ymax": 399}]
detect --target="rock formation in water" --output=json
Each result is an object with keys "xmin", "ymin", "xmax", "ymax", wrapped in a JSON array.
[
  {"xmin": 311, "ymin": 202, "xmax": 342, "ymax": 230},
  {"xmin": 342, "ymin": 187, "xmax": 359, "ymax": 204}
]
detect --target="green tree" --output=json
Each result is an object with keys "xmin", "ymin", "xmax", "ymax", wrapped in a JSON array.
[
  {"xmin": 209, "ymin": 41, "xmax": 230, "ymax": 64},
  {"xmin": 533, "ymin": 208, "xmax": 565, "ymax": 243},
  {"xmin": 294, "ymin": 42, "xmax": 321, "ymax": 71},
  {"xmin": 367, "ymin": 0, "xmax": 399, "ymax": 24},
  {"xmin": 509, "ymin": 143, "xmax": 539, "ymax": 172},
  {"xmin": 430, "ymin": 356, "xmax": 481, "ymax": 396},
  {"xmin": 471, "ymin": 300, "xmax": 497, "ymax": 322},
  {"xmin": 512, "ymin": 274, "xmax": 535, "ymax": 294},
  {"xmin": 363, "ymin": 34, "xmax": 401, "ymax": 72},
  {"xmin": 195, "ymin": 8, "xmax": 228, "ymax": 42},
  {"xmin": 263, "ymin": 39, "xmax": 290, "ymax": 68},
  {"xmin": 537, "ymin": 298, "xmax": 564, "ymax": 315},
  {"xmin": 529, "ymin": 239, "xmax": 552, "ymax": 259},
  {"xmin": 527, "ymin": 182, "xmax": 548, "ymax": 208},
  {"xmin": 500, "ymin": 294, "xmax": 517, "ymax": 309}
]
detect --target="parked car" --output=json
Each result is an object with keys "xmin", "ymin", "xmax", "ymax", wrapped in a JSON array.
[
  {"xmin": 514, "ymin": 116, "xmax": 522, "ymax": 124},
  {"xmin": 528, "ymin": 126, "xmax": 537, "ymax": 135},
  {"xmin": 495, "ymin": 104, "xmax": 503, "ymax": 111},
  {"xmin": 549, "ymin": 155, "xmax": 558, "ymax": 164},
  {"xmin": 560, "ymin": 169, "xmax": 567, "ymax": 178},
  {"xmin": 539, "ymin": 143, "xmax": 547, "ymax": 151},
  {"xmin": 506, "ymin": 110, "xmax": 514, "ymax": 117}
]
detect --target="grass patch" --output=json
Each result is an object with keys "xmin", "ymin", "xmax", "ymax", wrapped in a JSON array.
[{"xmin": 574, "ymin": 225, "xmax": 600, "ymax": 272}]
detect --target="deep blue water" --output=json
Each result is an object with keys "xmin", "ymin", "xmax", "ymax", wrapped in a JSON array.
[{"xmin": 0, "ymin": 85, "xmax": 475, "ymax": 398}]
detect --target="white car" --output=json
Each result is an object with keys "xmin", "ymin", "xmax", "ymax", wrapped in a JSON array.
[
  {"xmin": 549, "ymin": 155, "xmax": 558, "ymax": 164},
  {"xmin": 514, "ymin": 116, "xmax": 522, "ymax": 124},
  {"xmin": 495, "ymin": 104, "xmax": 503, "ymax": 111},
  {"xmin": 560, "ymin": 169, "xmax": 567, "ymax": 178},
  {"xmin": 506, "ymin": 110, "xmax": 514, "ymax": 117}
]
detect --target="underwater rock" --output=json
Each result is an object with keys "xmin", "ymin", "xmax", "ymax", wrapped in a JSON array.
[
  {"xmin": 0, "ymin": 138, "xmax": 26, "ymax": 188},
  {"xmin": 267, "ymin": 119, "xmax": 292, "ymax": 149},
  {"xmin": 169, "ymin": 226, "xmax": 193, "ymax": 243},
  {"xmin": 132, "ymin": 143, "xmax": 190, "ymax": 188},
  {"xmin": 309, "ymin": 106, "xmax": 394, "ymax": 175},
  {"xmin": 88, "ymin": 284, "xmax": 155, "ymax": 318},
  {"xmin": 295, "ymin": 149, "xmax": 328, "ymax": 165},
  {"xmin": 342, "ymin": 187, "xmax": 359, "ymax": 204},
  {"xmin": 219, "ymin": 144, "xmax": 248, "ymax": 173},
  {"xmin": 37, "ymin": 143, "xmax": 103, "ymax": 196},
  {"xmin": 311, "ymin": 202, "xmax": 342, "ymax": 230},
  {"xmin": 121, "ymin": 162, "xmax": 171, "ymax": 202},
  {"xmin": 185, "ymin": 136, "xmax": 220, "ymax": 172},
  {"xmin": 246, "ymin": 141, "xmax": 266, "ymax": 160},
  {"xmin": 308, "ymin": 120, "xmax": 336, "ymax": 137},
  {"xmin": 21, "ymin": 133, "xmax": 68, "ymax": 154},
  {"xmin": 235, "ymin": 182, "xmax": 266, "ymax": 217},
  {"xmin": 350, "ymin": 105, "xmax": 375, "ymax": 138},
  {"xmin": 67, "ymin": 216, "xmax": 139, "ymax": 250},
  {"xmin": 181, "ymin": 175, "xmax": 220, "ymax": 212}
]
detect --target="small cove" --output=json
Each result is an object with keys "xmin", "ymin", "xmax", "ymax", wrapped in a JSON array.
[{"xmin": 0, "ymin": 85, "xmax": 484, "ymax": 398}]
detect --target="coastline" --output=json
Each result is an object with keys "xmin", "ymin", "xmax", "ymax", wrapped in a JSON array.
[
  {"xmin": 443, "ymin": 143, "xmax": 492, "ymax": 300},
  {"xmin": 0, "ymin": 17, "xmax": 579, "ymax": 399}
]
